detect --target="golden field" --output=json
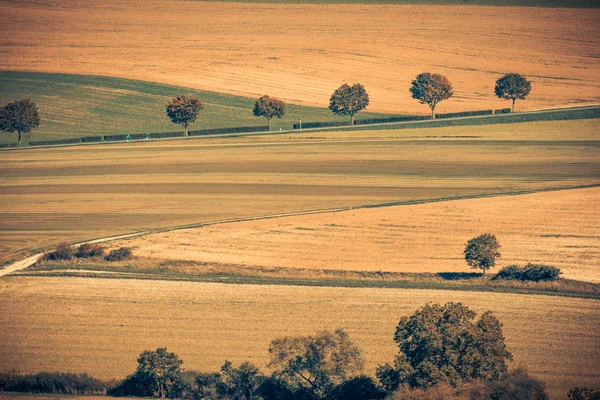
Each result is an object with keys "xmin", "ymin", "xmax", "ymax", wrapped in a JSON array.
[
  {"xmin": 113, "ymin": 186, "xmax": 600, "ymax": 283},
  {"xmin": 0, "ymin": 276, "xmax": 598, "ymax": 399},
  {"xmin": 1, "ymin": 119, "xmax": 598, "ymax": 265},
  {"xmin": 1, "ymin": 1, "xmax": 599, "ymax": 114}
]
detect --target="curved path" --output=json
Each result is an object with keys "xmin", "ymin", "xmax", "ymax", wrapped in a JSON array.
[{"xmin": 2, "ymin": 183, "xmax": 598, "ymax": 279}]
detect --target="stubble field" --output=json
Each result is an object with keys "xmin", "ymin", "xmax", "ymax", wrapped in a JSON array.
[
  {"xmin": 0, "ymin": 276, "xmax": 598, "ymax": 399},
  {"xmin": 114, "ymin": 186, "xmax": 600, "ymax": 283},
  {"xmin": 1, "ymin": 119, "xmax": 598, "ymax": 266},
  {"xmin": 1, "ymin": 1, "xmax": 599, "ymax": 114}
]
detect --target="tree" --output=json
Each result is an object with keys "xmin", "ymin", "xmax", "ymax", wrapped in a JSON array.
[
  {"xmin": 135, "ymin": 347, "xmax": 183, "ymax": 398},
  {"xmin": 409, "ymin": 73, "xmax": 453, "ymax": 119},
  {"xmin": 328, "ymin": 83, "xmax": 369, "ymax": 125},
  {"xmin": 268, "ymin": 329, "xmax": 364, "ymax": 399},
  {"xmin": 568, "ymin": 387, "xmax": 600, "ymax": 400},
  {"xmin": 381, "ymin": 302, "xmax": 512, "ymax": 390},
  {"xmin": 330, "ymin": 376, "xmax": 386, "ymax": 400},
  {"xmin": 166, "ymin": 95, "xmax": 203, "ymax": 136},
  {"xmin": 464, "ymin": 233, "xmax": 501, "ymax": 275},
  {"xmin": 253, "ymin": 95, "xmax": 286, "ymax": 131},
  {"xmin": 495, "ymin": 73, "xmax": 531, "ymax": 112},
  {"xmin": 220, "ymin": 360, "xmax": 265, "ymax": 399},
  {"xmin": 0, "ymin": 98, "xmax": 40, "ymax": 146}
]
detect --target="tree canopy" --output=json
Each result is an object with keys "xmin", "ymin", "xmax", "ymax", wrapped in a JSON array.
[
  {"xmin": 378, "ymin": 302, "xmax": 512, "ymax": 391},
  {"xmin": 464, "ymin": 233, "xmax": 502, "ymax": 275},
  {"xmin": 328, "ymin": 83, "xmax": 369, "ymax": 125},
  {"xmin": 253, "ymin": 95, "xmax": 286, "ymax": 131},
  {"xmin": 0, "ymin": 98, "xmax": 40, "ymax": 146},
  {"xmin": 268, "ymin": 329, "xmax": 364, "ymax": 399},
  {"xmin": 409, "ymin": 73, "xmax": 453, "ymax": 119},
  {"xmin": 136, "ymin": 348, "xmax": 183, "ymax": 398},
  {"xmin": 166, "ymin": 95, "xmax": 203, "ymax": 136},
  {"xmin": 495, "ymin": 73, "xmax": 532, "ymax": 111}
]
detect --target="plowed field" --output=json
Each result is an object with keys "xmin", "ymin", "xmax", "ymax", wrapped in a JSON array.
[{"xmin": 1, "ymin": 1, "xmax": 599, "ymax": 113}]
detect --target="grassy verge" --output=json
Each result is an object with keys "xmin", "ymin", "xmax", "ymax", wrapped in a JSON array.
[
  {"xmin": 188, "ymin": 0, "xmax": 599, "ymax": 6},
  {"xmin": 26, "ymin": 259, "xmax": 600, "ymax": 300},
  {"xmin": 0, "ymin": 71, "xmax": 394, "ymax": 145}
]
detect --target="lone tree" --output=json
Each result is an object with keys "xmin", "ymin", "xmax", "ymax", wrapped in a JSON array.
[
  {"xmin": 495, "ymin": 73, "xmax": 532, "ymax": 112},
  {"xmin": 268, "ymin": 328, "xmax": 364, "ymax": 399},
  {"xmin": 464, "ymin": 233, "xmax": 502, "ymax": 275},
  {"xmin": 0, "ymin": 98, "xmax": 40, "ymax": 146},
  {"xmin": 409, "ymin": 73, "xmax": 453, "ymax": 119},
  {"xmin": 377, "ymin": 302, "xmax": 512, "ymax": 392},
  {"xmin": 135, "ymin": 348, "xmax": 183, "ymax": 398},
  {"xmin": 253, "ymin": 95, "xmax": 286, "ymax": 131},
  {"xmin": 329, "ymin": 83, "xmax": 369, "ymax": 125},
  {"xmin": 166, "ymin": 95, "xmax": 203, "ymax": 136}
]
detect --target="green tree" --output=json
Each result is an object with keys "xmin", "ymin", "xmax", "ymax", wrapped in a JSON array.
[
  {"xmin": 268, "ymin": 329, "xmax": 364, "ymax": 399},
  {"xmin": 568, "ymin": 387, "xmax": 600, "ymax": 400},
  {"xmin": 135, "ymin": 347, "xmax": 183, "ymax": 398},
  {"xmin": 328, "ymin": 83, "xmax": 369, "ymax": 125},
  {"xmin": 409, "ymin": 73, "xmax": 453, "ymax": 119},
  {"xmin": 0, "ymin": 98, "xmax": 40, "ymax": 146},
  {"xmin": 166, "ymin": 95, "xmax": 203, "ymax": 136},
  {"xmin": 220, "ymin": 360, "xmax": 265, "ymax": 400},
  {"xmin": 253, "ymin": 95, "xmax": 286, "ymax": 131},
  {"xmin": 464, "ymin": 233, "xmax": 501, "ymax": 275},
  {"xmin": 380, "ymin": 302, "xmax": 512, "ymax": 391},
  {"xmin": 495, "ymin": 73, "xmax": 531, "ymax": 112}
]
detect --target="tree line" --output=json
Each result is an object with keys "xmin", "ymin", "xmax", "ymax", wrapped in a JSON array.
[
  {"xmin": 2, "ymin": 301, "xmax": 595, "ymax": 399},
  {"xmin": 1, "ymin": 73, "xmax": 532, "ymax": 146}
]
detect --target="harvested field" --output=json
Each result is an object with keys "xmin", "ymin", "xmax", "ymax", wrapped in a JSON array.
[
  {"xmin": 114, "ymin": 187, "xmax": 600, "ymax": 283},
  {"xmin": 1, "ymin": 119, "xmax": 598, "ymax": 266},
  {"xmin": 1, "ymin": 1, "xmax": 599, "ymax": 114},
  {"xmin": 0, "ymin": 276, "xmax": 598, "ymax": 399}
]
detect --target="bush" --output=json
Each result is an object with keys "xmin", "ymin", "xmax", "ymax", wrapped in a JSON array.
[
  {"xmin": 44, "ymin": 242, "xmax": 74, "ymax": 261},
  {"xmin": 568, "ymin": 387, "xmax": 600, "ymax": 400},
  {"xmin": 105, "ymin": 247, "xmax": 133, "ymax": 262},
  {"xmin": 0, "ymin": 370, "xmax": 110, "ymax": 395},
  {"xmin": 494, "ymin": 264, "xmax": 561, "ymax": 282},
  {"xmin": 75, "ymin": 243, "xmax": 105, "ymax": 258},
  {"xmin": 331, "ymin": 375, "xmax": 386, "ymax": 400}
]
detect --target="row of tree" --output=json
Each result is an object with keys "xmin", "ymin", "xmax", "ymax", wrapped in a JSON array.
[
  {"xmin": 104, "ymin": 301, "xmax": 565, "ymax": 400},
  {"xmin": 0, "ymin": 73, "xmax": 530, "ymax": 145},
  {"xmin": 167, "ymin": 72, "xmax": 532, "ymax": 134}
]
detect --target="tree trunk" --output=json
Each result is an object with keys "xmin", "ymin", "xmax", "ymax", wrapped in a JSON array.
[
  {"xmin": 268, "ymin": 118, "xmax": 272, "ymax": 131},
  {"xmin": 17, "ymin": 130, "xmax": 22, "ymax": 147},
  {"xmin": 351, "ymin": 114, "xmax": 355, "ymax": 125},
  {"xmin": 511, "ymin": 98, "xmax": 516, "ymax": 112},
  {"xmin": 431, "ymin": 108, "xmax": 436, "ymax": 119}
]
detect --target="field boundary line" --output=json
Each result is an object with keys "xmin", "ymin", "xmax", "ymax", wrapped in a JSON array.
[{"xmin": 2, "ymin": 183, "xmax": 599, "ymax": 279}]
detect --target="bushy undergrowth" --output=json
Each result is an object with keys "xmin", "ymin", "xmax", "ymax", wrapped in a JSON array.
[
  {"xmin": 43, "ymin": 242, "xmax": 74, "ymax": 261},
  {"xmin": 0, "ymin": 370, "xmax": 112, "ymax": 395},
  {"xmin": 75, "ymin": 243, "xmax": 105, "ymax": 258},
  {"xmin": 494, "ymin": 264, "xmax": 562, "ymax": 282},
  {"xmin": 105, "ymin": 247, "xmax": 133, "ymax": 262}
]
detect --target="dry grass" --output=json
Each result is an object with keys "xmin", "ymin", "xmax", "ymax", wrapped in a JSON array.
[
  {"xmin": 0, "ymin": 276, "xmax": 598, "ymax": 399},
  {"xmin": 1, "ymin": 119, "xmax": 598, "ymax": 266},
  {"xmin": 1, "ymin": 1, "xmax": 599, "ymax": 114},
  {"xmin": 111, "ymin": 186, "xmax": 600, "ymax": 283}
]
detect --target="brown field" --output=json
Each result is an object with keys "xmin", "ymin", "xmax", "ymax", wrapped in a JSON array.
[
  {"xmin": 113, "ymin": 186, "xmax": 600, "ymax": 283},
  {"xmin": 1, "ymin": 1, "xmax": 599, "ymax": 114},
  {"xmin": 1, "ymin": 119, "xmax": 598, "ymax": 266},
  {"xmin": 0, "ymin": 276, "xmax": 598, "ymax": 399}
]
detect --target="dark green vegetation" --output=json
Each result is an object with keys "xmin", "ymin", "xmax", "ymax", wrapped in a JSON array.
[
  {"xmin": 0, "ymin": 71, "xmax": 392, "ymax": 144},
  {"xmin": 0, "ymin": 371, "xmax": 112, "ymax": 395},
  {"xmin": 409, "ymin": 73, "xmax": 454, "ymax": 119},
  {"xmin": 464, "ymin": 233, "xmax": 501, "ymax": 275},
  {"xmin": 0, "ymin": 98, "xmax": 40, "ymax": 146},
  {"xmin": 328, "ymin": 83, "xmax": 370, "ymax": 125},
  {"xmin": 494, "ymin": 264, "xmax": 562, "ymax": 282}
]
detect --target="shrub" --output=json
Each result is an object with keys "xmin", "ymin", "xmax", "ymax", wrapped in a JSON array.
[
  {"xmin": 331, "ymin": 375, "xmax": 386, "ymax": 400},
  {"xmin": 75, "ymin": 243, "xmax": 105, "ymax": 258},
  {"xmin": 105, "ymin": 247, "xmax": 133, "ymax": 262},
  {"xmin": 0, "ymin": 370, "xmax": 110, "ymax": 395},
  {"xmin": 45, "ymin": 242, "xmax": 74, "ymax": 261},
  {"xmin": 568, "ymin": 387, "xmax": 600, "ymax": 400},
  {"xmin": 494, "ymin": 264, "xmax": 561, "ymax": 282}
]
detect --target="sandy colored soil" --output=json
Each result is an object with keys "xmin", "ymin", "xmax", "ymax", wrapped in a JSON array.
[
  {"xmin": 0, "ymin": 276, "xmax": 598, "ymax": 399},
  {"xmin": 1, "ymin": 119, "xmax": 598, "ymax": 266},
  {"xmin": 115, "ymin": 186, "xmax": 600, "ymax": 282},
  {"xmin": 1, "ymin": 1, "xmax": 599, "ymax": 114}
]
